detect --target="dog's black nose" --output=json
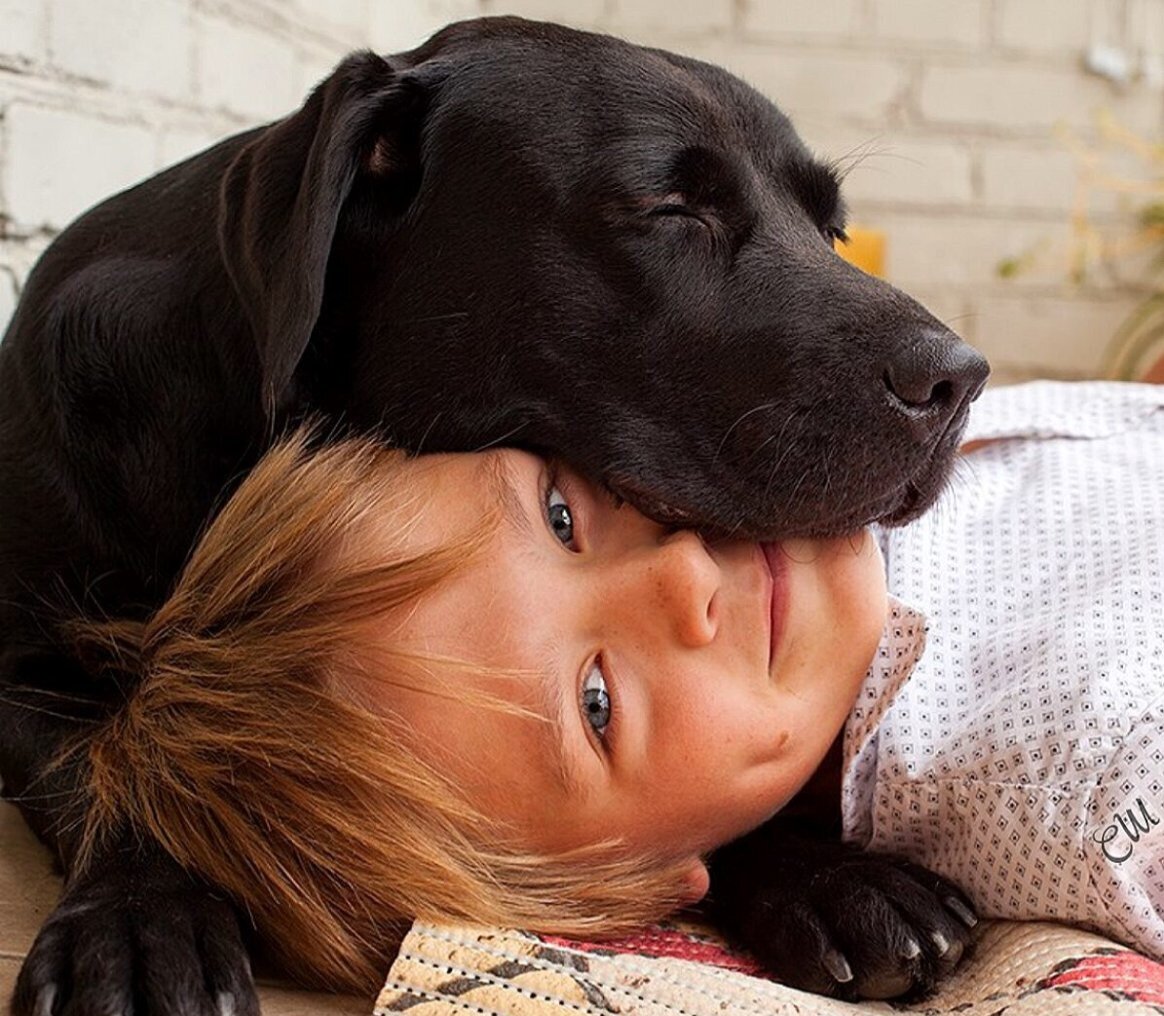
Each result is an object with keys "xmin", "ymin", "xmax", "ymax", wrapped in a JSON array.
[{"xmin": 884, "ymin": 331, "xmax": 989, "ymax": 430}]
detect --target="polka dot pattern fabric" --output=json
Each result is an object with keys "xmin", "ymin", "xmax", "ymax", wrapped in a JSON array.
[{"xmin": 840, "ymin": 381, "xmax": 1164, "ymax": 961}]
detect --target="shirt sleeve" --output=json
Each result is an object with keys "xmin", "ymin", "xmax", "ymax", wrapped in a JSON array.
[
  {"xmin": 963, "ymin": 379, "xmax": 1164, "ymax": 444},
  {"xmin": 864, "ymin": 380, "xmax": 1164, "ymax": 958},
  {"xmin": 1084, "ymin": 698, "xmax": 1164, "ymax": 960}
]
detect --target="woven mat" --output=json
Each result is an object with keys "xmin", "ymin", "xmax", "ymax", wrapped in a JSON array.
[{"xmin": 376, "ymin": 918, "xmax": 1164, "ymax": 1016}]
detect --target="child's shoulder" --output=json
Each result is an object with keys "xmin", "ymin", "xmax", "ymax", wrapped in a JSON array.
[{"xmin": 963, "ymin": 379, "xmax": 1164, "ymax": 448}]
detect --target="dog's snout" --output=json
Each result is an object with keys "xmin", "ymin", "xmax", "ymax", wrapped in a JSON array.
[{"xmin": 884, "ymin": 330, "xmax": 990, "ymax": 428}]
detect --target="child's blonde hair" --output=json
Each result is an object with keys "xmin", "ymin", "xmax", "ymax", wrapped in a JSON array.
[{"xmin": 68, "ymin": 426, "xmax": 696, "ymax": 993}]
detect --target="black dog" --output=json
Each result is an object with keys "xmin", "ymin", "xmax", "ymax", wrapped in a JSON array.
[{"xmin": 0, "ymin": 16, "xmax": 987, "ymax": 1015}]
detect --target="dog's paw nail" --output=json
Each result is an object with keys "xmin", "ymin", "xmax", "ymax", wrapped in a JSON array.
[
  {"xmin": 823, "ymin": 949, "xmax": 853, "ymax": 984},
  {"xmin": 931, "ymin": 931, "xmax": 950, "ymax": 955},
  {"xmin": 901, "ymin": 936, "xmax": 922, "ymax": 960},
  {"xmin": 945, "ymin": 896, "xmax": 978, "ymax": 927},
  {"xmin": 218, "ymin": 991, "xmax": 236, "ymax": 1016}
]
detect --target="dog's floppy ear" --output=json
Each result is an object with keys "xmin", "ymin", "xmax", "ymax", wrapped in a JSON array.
[{"xmin": 218, "ymin": 51, "xmax": 435, "ymax": 420}]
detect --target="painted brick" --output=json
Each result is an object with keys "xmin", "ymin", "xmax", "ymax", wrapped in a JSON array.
[
  {"xmin": 49, "ymin": 0, "xmax": 193, "ymax": 101},
  {"xmin": 427, "ymin": 0, "xmax": 483, "ymax": 21},
  {"xmin": 482, "ymin": 0, "xmax": 606, "ymax": 29},
  {"xmin": 872, "ymin": 0, "xmax": 985, "ymax": 48},
  {"xmin": 988, "ymin": 363, "xmax": 1094, "ymax": 385},
  {"xmin": 158, "ymin": 126, "xmax": 227, "ymax": 170},
  {"xmin": 740, "ymin": 0, "xmax": 862, "ymax": 40},
  {"xmin": 369, "ymin": 0, "xmax": 478, "ymax": 52},
  {"xmin": 971, "ymin": 293, "xmax": 1134, "ymax": 373},
  {"xmin": 296, "ymin": 43, "xmax": 352, "ymax": 99},
  {"xmin": 889, "ymin": 287, "xmax": 974, "ymax": 343},
  {"xmin": 995, "ymin": 0, "xmax": 1091, "ymax": 54},
  {"xmin": 877, "ymin": 213, "xmax": 1075, "ymax": 290},
  {"xmin": 4, "ymin": 103, "xmax": 156, "ymax": 231},
  {"xmin": 294, "ymin": 0, "xmax": 368, "ymax": 39},
  {"xmin": 1089, "ymin": 0, "xmax": 1128, "ymax": 51},
  {"xmin": 1130, "ymin": 0, "xmax": 1164, "ymax": 62},
  {"xmin": 2, "ymin": 0, "xmax": 1160, "ymax": 391},
  {"xmin": 920, "ymin": 62, "xmax": 1161, "ymax": 134},
  {"xmin": 195, "ymin": 12, "xmax": 298, "ymax": 121},
  {"xmin": 826, "ymin": 137, "xmax": 974, "ymax": 207},
  {"xmin": 0, "ymin": 0, "xmax": 45, "ymax": 64},
  {"xmin": 981, "ymin": 146, "xmax": 1078, "ymax": 213},
  {"xmin": 719, "ymin": 49, "xmax": 906, "ymax": 121},
  {"xmin": 0, "ymin": 268, "xmax": 16, "ymax": 342},
  {"xmin": 0, "ymin": 236, "xmax": 52, "ymax": 293},
  {"xmin": 610, "ymin": 0, "xmax": 732, "ymax": 38}
]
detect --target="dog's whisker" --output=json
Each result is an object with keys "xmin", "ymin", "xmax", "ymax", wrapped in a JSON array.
[
  {"xmin": 713, "ymin": 400, "xmax": 781, "ymax": 466},
  {"xmin": 749, "ymin": 403, "xmax": 807, "ymax": 486},
  {"xmin": 401, "ymin": 310, "xmax": 472, "ymax": 325},
  {"xmin": 940, "ymin": 312, "xmax": 978, "ymax": 328},
  {"xmin": 4, "ymin": 787, "xmax": 87, "ymax": 804},
  {"xmin": 412, "ymin": 411, "xmax": 445, "ymax": 457},
  {"xmin": 826, "ymin": 136, "xmax": 896, "ymax": 180},
  {"xmin": 848, "ymin": 147, "xmax": 924, "ymax": 170},
  {"xmin": 760, "ymin": 411, "xmax": 808, "ymax": 509},
  {"xmin": 783, "ymin": 460, "xmax": 814, "ymax": 522},
  {"xmin": 470, "ymin": 422, "xmax": 529, "ymax": 454},
  {"xmin": 0, "ymin": 696, "xmax": 100, "ymax": 723},
  {"xmin": 819, "ymin": 439, "xmax": 835, "ymax": 506},
  {"xmin": 0, "ymin": 687, "xmax": 103, "ymax": 707}
]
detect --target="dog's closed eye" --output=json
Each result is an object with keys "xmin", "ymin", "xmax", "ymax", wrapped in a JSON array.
[{"xmin": 646, "ymin": 193, "xmax": 704, "ymax": 219}]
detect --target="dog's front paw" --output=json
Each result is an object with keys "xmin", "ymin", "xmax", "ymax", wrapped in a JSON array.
[
  {"xmin": 11, "ymin": 845, "xmax": 257, "ymax": 1016},
  {"xmin": 705, "ymin": 822, "xmax": 979, "ymax": 1001}
]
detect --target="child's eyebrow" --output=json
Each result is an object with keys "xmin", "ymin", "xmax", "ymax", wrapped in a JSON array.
[
  {"xmin": 537, "ymin": 636, "xmax": 594, "ymax": 804},
  {"xmin": 481, "ymin": 454, "xmax": 593, "ymax": 803},
  {"xmin": 481, "ymin": 454, "xmax": 532, "ymax": 540}
]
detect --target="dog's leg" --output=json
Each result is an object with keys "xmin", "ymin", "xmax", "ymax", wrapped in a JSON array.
[
  {"xmin": 0, "ymin": 650, "xmax": 103, "ymax": 864},
  {"xmin": 1, "ymin": 650, "xmax": 259, "ymax": 1016},
  {"xmin": 701, "ymin": 817, "xmax": 979, "ymax": 1001},
  {"xmin": 11, "ymin": 832, "xmax": 257, "ymax": 1016}
]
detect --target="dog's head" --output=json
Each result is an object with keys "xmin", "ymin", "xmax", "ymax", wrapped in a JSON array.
[{"xmin": 220, "ymin": 17, "xmax": 988, "ymax": 541}]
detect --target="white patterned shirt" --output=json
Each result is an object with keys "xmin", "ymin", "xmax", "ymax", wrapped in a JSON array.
[{"xmin": 840, "ymin": 380, "xmax": 1164, "ymax": 960}]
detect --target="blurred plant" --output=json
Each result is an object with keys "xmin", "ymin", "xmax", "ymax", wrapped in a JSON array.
[{"xmin": 999, "ymin": 110, "xmax": 1164, "ymax": 380}]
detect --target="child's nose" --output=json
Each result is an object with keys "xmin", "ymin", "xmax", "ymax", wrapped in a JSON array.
[{"xmin": 642, "ymin": 530, "xmax": 720, "ymax": 647}]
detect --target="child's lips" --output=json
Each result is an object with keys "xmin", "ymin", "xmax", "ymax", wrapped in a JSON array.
[{"xmin": 761, "ymin": 542, "xmax": 788, "ymax": 669}]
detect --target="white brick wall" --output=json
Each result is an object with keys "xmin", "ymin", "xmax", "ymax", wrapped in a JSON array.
[
  {"xmin": 0, "ymin": 0, "xmax": 372, "ymax": 339},
  {"xmin": 872, "ymin": 0, "xmax": 986, "ymax": 49},
  {"xmin": 0, "ymin": 267, "xmax": 16, "ymax": 332},
  {"xmin": 0, "ymin": 0, "xmax": 47, "ymax": 65},
  {"xmin": 741, "ymin": 0, "xmax": 864, "ymax": 41},
  {"xmin": 4, "ymin": 104, "xmax": 156, "ymax": 231},
  {"xmin": 370, "ymin": 0, "xmax": 479, "ymax": 51},
  {"xmin": 973, "ymin": 293, "xmax": 1136, "ymax": 375},
  {"xmin": 716, "ymin": 48, "xmax": 908, "ymax": 122},
  {"xmin": 4, "ymin": 0, "xmax": 1164, "ymax": 384},
  {"xmin": 194, "ymin": 11, "xmax": 299, "ymax": 120},
  {"xmin": 613, "ymin": 0, "xmax": 732, "ymax": 38},
  {"xmin": 49, "ymin": 0, "xmax": 194, "ymax": 102},
  {"xmin": 995, "ymin": 0, "xmax": 1094, "ymax": 54}
]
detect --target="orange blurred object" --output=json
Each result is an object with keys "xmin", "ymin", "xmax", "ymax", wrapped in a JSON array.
[
  {"xmin": 835, "ymin": 226, "xmax": 885, "ymax": 278},
  {"xmin": 1145, "ymin": 353, "xmax": 1164, "ymax": 383}
]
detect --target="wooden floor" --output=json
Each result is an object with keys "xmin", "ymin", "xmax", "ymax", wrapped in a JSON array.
[{"xmin": 0, "ymin": 802, "xmax": 368, "ymax": 1015}]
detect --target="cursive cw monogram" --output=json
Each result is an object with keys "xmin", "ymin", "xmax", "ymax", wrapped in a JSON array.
[{"xmin": 1092, "ymin": 797, "xmax": 1161, "ymax": 863}]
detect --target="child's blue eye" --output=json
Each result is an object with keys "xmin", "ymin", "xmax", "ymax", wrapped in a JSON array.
[
  {"xmin": 581, "ymin": 659, "xmax": 611, "ymax": 741},
  {"xmin": 546, "ymin": 483, "xmax": 576, "ymax": 548}
]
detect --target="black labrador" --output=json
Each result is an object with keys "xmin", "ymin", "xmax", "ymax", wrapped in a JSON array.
[{"xmin": 0, "ymin": 16, "xmax": 988, "ymax": 1016}]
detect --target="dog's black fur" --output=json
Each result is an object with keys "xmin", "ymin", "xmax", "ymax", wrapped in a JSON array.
[{"xmin": 0, "ymin": 17, "xmax": 987, "ymax": 1015}]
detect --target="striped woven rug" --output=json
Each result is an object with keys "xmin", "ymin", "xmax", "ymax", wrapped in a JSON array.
[{"xmin": 377, "ymin": 917, "xmax": 1164, "ymax": 1016}]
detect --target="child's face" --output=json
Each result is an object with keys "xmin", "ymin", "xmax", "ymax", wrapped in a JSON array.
[{"xmin": 368, "ymin": 449, "xmax": 887, "ymax": 900}]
